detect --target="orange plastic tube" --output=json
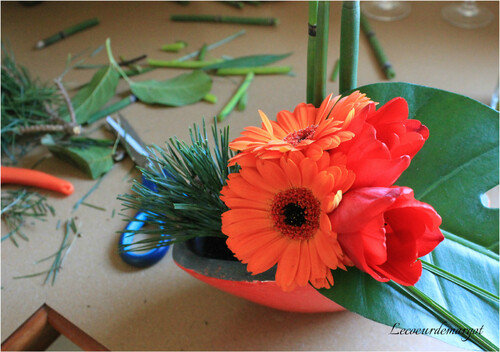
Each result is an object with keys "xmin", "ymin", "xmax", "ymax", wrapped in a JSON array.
[{"xmin": 1, "ymin": 166, "xmax": 74, "ymax": 195}]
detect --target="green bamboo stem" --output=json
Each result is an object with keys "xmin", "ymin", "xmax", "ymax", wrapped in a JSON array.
[
  {"xmin": 147, "ymin": 58, "xmax": 223, "ymax": 68},
  {"xmin": 312, "ymin": 1, "xmax": 330, "ymax": 107},
  {"xmin": 35, "ymin": 18, "xmax": 99, "ymax": 49},
  {"xmin": 160, "ymin": 41, "xmax": 187, "ymax": 52},
  {"xmin": 360, "ymin": 13, "xmax": 395, "ymax": 79},
  {"xmin": 339, "ymin": 1, "xmax": 360, "ymax": 93},
  {"xmin": 330, "ymin": 58, "xmax": 340, "ymax": 82},
  {"xmin": 171, "ymin": 14, "xmax": 278, "ymax": 26},
  {"xmin": 217, "ymin": 72, "xmax": 254, "ymax": 122},
  {"xmin": 306, "ymin": 1, "xmax": 318, "ymax": 104},
  {"xmin": 176, "ymin": 30, "xmax": 246, "ymax": 62},
  {"xmin": 86, "ymin": 95, "xmax": 137, "ymax": 124},
  {"xmin": 216, "ymin": 66, "xmax": 292, "ymax": 75}
]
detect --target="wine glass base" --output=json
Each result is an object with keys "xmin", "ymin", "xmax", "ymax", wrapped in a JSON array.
[
  {"xmin": 441, "ymin": 3, "xmax": 494, "ymax": 29},
  {"xmin": 361, "ymin": 1, "xmax": 411, "ymax": 21}
]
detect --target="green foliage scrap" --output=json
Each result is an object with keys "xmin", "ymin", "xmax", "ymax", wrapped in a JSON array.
[
  {"xmin": 1, "ymin": 189, "xmax": 55, "ymax": 246},
  {"xmin": 41, "ymin": 135, "xmax": 115, "ymax": 179}
]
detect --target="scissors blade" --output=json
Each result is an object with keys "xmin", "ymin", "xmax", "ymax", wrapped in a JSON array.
[{"xmin": 106, "ymin": 115, "xmax": 152, "ymax": 170}]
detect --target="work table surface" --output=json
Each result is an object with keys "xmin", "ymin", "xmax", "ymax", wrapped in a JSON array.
[{"xmin": 1, "ymin": 1, "xmax": 498, "ymax": 350}]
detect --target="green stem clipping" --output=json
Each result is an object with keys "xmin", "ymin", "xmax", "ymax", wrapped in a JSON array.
[
  {"xmin": 339, "ymin": 1, "xmax": 360, "ymax": 93},
  {"xmin": 360, "ymin": 13, "xmax": 395, "ymax": 79},
  {"xmin": 217, "ymin": 72, "xmax": 254, "ymax": 122},
  {"xmin": 306, "ymin": 1, "xmax": 318, "ymax": 105},
  {"xmin": 313, "ymin": 1, "xmax": 330, "ymax": 107}
]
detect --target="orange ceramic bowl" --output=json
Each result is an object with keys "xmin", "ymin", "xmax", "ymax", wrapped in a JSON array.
[{"xmin": 172, "ymin": 239, "xmax": 345, "ymax": 313}]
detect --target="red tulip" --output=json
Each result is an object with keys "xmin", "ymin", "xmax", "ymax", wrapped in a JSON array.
[
  {"xmin": 330, "ymin": 186, "xmax": 444, "ymax": 286},
  {"xmin": 337, "ymin": 98, "xmax": 429, "ymax": 189}
]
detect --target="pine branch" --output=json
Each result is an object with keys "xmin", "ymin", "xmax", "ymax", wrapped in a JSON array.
[{"xmin": 118, "ymin": 119, "xmax": 239, "ymax": 252}]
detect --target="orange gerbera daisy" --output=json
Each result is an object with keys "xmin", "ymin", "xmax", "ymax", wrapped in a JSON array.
[
  {"xmin": 220, "ymin": 152, "xmax": 355, "ymax": 291},
  {"xmin": 228, "ymin": 91, "xmax": 372, "ymax": 166}
]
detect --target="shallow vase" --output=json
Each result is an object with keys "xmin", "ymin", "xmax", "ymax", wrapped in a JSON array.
[{"xmin": 172, "ymin": 237, "xmax": 345, "ymax": 313}]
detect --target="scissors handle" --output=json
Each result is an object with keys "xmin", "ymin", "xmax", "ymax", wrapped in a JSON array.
[
  {"xmin": 1, "ymin": 166, "xmax": 74, "ymax": 195},
  {"xmin": 119, "ymin": 211, "xmax": 169, "ymax": 268}
]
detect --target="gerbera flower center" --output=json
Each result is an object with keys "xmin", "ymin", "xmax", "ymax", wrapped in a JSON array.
[
  {"xmin": 271, "ymin": 187, "xmax": 321, "ymax": 240},
  {"xmin": 283, "ymin": 125, "xmax": 318, "ymax": 147}
]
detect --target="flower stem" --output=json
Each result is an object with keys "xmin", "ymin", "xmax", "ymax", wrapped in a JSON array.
[
  {"xmin": 312, "ymin": 1, "xmax": 330, "ymax": 107},
  {"xmin": 339, "ymin": 1, "xmax": 360, "ymax": 93},
  {"xmin": 217, "ymin": 72, "xmax": 254, "ymax": 122},
  {"xmin": 203, "ymin": 93, "xmax": 218, "ymax": 104},
  {"xmin": 160, "ymin": 41, "xmax": 187, "ymax": 52},
  {"xmin": 237, "ymin": 91, "xmax": 248, "ymax": 111},
  {"xmin": 215, "ymin": 66, "xmax": 291, "ymax": 75},
  {"xmin": 306, "ymin": 1, "xmax": 318, "ymax": 104},
  {"xmin": 197, "ymin": 44, "xmax": 208, "ymax": 61},
  {"xmin": 147, "ymin": 58, "xmax": 224, "ymax": 68}
]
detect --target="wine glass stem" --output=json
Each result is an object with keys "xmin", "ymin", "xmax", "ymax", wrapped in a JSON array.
[{"xmin": 459, "ymin": 1, "xmax": 480, "ymax": 17}]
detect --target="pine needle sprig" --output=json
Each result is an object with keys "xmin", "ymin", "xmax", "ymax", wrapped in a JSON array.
[
  {"xmin": 13, "ymin": 217, "xmax": 80, "ymax": 285},
  {"xmin": 1, "ymin": 189, "xmax": 55, "ymax": 246},
  {"xmin": 1, "ymin": 43, "xmax": 62, "ymax": 162},
  {"xmin": 118, "ymin": 119, "xmax": 239, "ymax": 252}
]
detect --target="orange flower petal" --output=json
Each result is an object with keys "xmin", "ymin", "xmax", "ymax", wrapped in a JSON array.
[
  {"xmin": 279, "ymin": 157, "xmax": 302, "ymax": 187},
  {"xmin": 299, "ymin": 157, "xmax": 318, "ymax": 187},
  {"xmin": 314, "ymin": 230, "xmax": 340, "ymax": 269},
  {"xmin": 246, "ymin": 236, "xmax": 288, "ymax": 274},
  {"xmin": 222, "ymin": 217, "xmax": 272, "ymax": 237},
  {"xmin": 275, "ymin": 240, "xmax": 301, "ymax": 291},
  {"xmin": 227, "ymin": 230, "xmax": 279, "ymax": 259},
  {"xmin": 295, "ymin": 240, "xmax": 311, "ymax": 286}
]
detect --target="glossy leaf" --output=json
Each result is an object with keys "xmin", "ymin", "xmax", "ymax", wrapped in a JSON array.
[
  {"xmin": 41, "ymin": 135, "xmax": 114, "ymax": 179},
  {"xmin": 202, "ymin": 52, "xmax": 292, "ymax": 71},
  {"xmin": 62, "ymin": 65, "xmax": 120, "ymax": 124},
  {"xmin": 319, "ymin": 83, "xmax": 499, "ymax": 350},
  {"xmin": 131, "ymin": 70, "xmax": 212, "ymax": 106}
]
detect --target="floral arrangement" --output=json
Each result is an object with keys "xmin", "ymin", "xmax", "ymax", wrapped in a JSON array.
[
  {"xmin": 221, "ymin": 91, "xmax": 443, "ymax": 291},
  {"xmin": 120, "ymin": 2, "xmax": 499, "ymax": 351}
]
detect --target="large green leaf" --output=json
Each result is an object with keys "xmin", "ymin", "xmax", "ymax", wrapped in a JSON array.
[
  {"xmin": 41, "ymin": 135, "xmax": 114, "ymax": 179},
  {"xmin": 131, "ymin": 70, "xmax": 212, "ymax": 106},
  {"xmin": 319, "ymin": 83, "xmax": 499, "ymax": 350},
  {"xmin": 62, "ymin": 65, "xmax": 120, "ymax": 124}
]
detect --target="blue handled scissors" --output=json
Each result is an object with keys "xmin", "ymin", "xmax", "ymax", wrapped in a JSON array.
[{"xmin": 106, "ymin": 115, "xmax": 169, "ymax": 268}]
